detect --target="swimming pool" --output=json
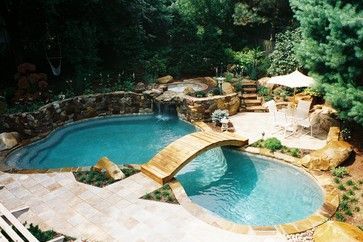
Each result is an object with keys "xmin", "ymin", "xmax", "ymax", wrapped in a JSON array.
[
  {"xmin": 177, "ymin": 149, "xmax": 324, "ymax": 226},
  {"xmin": 5, "ymin": 114, "xmax": 324, "ymax": 226},
  {"xmin": 6, "ymin": 115, "xmax": 195, "ymax": 169}
]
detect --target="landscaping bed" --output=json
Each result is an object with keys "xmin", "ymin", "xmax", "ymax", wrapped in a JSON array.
[
  {"xmin": 1, "ymin": 223, "xmax": 76, "ymax": 242},
  {"xmin": 331, "ymin": 165, "xmax": 363, "ymax": 230},
  {"xmin": 73, "ymin": 165, "xmax": 140, "ymax": 187},
  {"xmin": 249, "ymin": 137, "xmax": 308, "ymax": 158},
  {"xmin": 141, "ymin": 184, "xmax": 179, "ymax": 204}
]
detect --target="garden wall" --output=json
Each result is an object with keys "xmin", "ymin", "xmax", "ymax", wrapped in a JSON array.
[
  {"xmin": 177, "ymin": 93, "xmax": 240, "ymax": 122},
  {"xmin": 0, "ymin": 92, "xmax": 153, "ymax": 137}
]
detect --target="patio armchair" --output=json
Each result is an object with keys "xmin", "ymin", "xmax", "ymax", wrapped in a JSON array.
[
  {"xmin": 264, "ymin": 100, "xmax": 296, "ymax": 137},
  {"xmin": 294, "ymin": 100, "xmax": 314, "ymax": 136},
  {"xmin": 0, "ymin": 186, "xmax": 64, "ymax": 242}
]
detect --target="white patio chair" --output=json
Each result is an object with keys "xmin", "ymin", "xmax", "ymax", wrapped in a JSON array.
[
  {"xmin": 0, "ymin": 192, "xmax": 64, "ymax": 242},
  {"xmin": 264, "ymin": 100, "xmax": 296, "ymax": 137},
  {"xmin": 294, "ymin": 100, "xmax": 313, "ymax": 136}
]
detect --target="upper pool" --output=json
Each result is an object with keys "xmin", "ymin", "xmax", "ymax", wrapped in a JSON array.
[
  {"xmin": 177, "ymin": 149, "xmax": 324, "ymax": 226},
  {"xmin": 6, "ymin": 115, "xmax": 195, "ymax": 169}
]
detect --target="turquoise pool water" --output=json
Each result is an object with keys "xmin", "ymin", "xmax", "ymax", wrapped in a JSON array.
[
  {"xmin": 6, "ymin": 115, "xmax": 195, "ymax": 169},
  {"xmin": 177, "ymin": 149, "xmax": 324, "ymax": 226},
  {"xmin": 6, "ymin": 114, "xmax": 323, "ymax": 226}
]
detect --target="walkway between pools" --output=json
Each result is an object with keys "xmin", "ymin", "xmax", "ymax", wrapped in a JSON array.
[{"xmin": 141, "ymin": 131, "xmax": 248, "ymax": 184}]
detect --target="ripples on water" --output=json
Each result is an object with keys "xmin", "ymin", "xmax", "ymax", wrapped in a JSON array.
[{"xmin": 177, "ymin": 148, "xmax": 324, "ymax": 226}]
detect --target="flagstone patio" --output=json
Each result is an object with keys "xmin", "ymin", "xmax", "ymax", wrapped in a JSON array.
[
  {"xmin": 0, "ymin": 171, "xmax": 287, "ymax": 242},
  {"xmin": 230, "ymin": 112, "xmax": 326, "ymax": 150}
]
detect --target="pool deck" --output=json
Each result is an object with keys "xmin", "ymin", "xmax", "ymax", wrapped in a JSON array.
[
  {"xmin": 0, "ymin": 171, "xmax": 287, "ymax": 242},
  {"xmin": 0, "ymin": 112, "xmax": 334, "ymax": 241},
  {"xmin": 229, "ymin": 113, "xmax": 327, "ymax": 150}
]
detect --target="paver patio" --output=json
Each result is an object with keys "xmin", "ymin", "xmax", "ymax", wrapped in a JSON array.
[
  {"xmin": 0, "ymin": 171, "xmax": 287, "ymax": 242},
  {"xmin": 230, "ymin": 112, "xmax": 326, "ymax": 150}
]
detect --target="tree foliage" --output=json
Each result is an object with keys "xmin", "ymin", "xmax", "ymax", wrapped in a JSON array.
[
  {"xmin": 291, "ymin": 0, "xmax": 363, "ymax": 125},
  {"xmin": 267, "ymin": 29, "xmax": 301, "ymax": 76}
]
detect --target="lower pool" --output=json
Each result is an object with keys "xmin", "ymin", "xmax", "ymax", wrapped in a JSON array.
[
  {"xmin": 177, "ymin": 148, "xmax": 324, "ymax": 226},
  {"xmin": 6, "ymin": 115, "xmax": 195, "ymax": 169}
]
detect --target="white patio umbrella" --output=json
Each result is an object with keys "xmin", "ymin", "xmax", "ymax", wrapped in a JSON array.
[
  {"xmin": 267, "ymin": 70, "xmax": 315, "ymax": 99},
  {"xmin": 267, "ymin": 70, "xmax": 315, "ymax": 88}
]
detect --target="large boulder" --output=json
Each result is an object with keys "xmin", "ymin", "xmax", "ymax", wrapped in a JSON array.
[
  {"xmin": 134, "ymin": 82, "xmax": 146, "ymax": 93},
  {"xmin": 186, "ymin": 77, "xmax": 217, "ymax": 87},
  {"xmin": 300, "ymin": 140, "xmax": 353, "ymax": 171},
  {"xmin": 227, "ymin": 96, "xmax": 240, "ymax": 115},
  {"xmin": 0, "ymin": 132, "xmax": 21, "ymax": 151},
  {"xmin": 257, "ymin": 77, "xmax": 274, "ymax": 89},
  {"xmin": 314, "ymin": 221, "xmax": 363, "ymax": 242},
  {"xmin": 183, "ymin": 86, "xmax": 195, "ymax": 96},
  {"xmin": 92, "ymin": 157, "xmax": 125, "ymax": 180},
  {"xmin": 222, "ymin": 82, "xmax": 235, "ymax": 94},
  {"xmin": 300, "ymin": 127, "xmax": 352, "ymax": 171},
  {"xmin": 310, "ymin": 105, "xmax": 339, "ymax": 136},
  {"xmin": 157, "ymin": 75, "xmax": 173, "ymax": 84}
]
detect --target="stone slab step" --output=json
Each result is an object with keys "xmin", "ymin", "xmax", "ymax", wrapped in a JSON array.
[
  {"xmin": 243, "ymin": 87, "xmax": 257, "ymax": 93},
  {"xmin": 244, "ymin": 99, "xmax": 262, "ymax": 104},
  {"xmin": 240, "ymin": 93, "xmax": 258, "ymax": 99},
  {"xmin": 241, "ymin": 81, "xmax": 257, "ymax": 86},
  {"xmin": 245, "ymin": 105, "xmax": 267, "ymax": 112}
]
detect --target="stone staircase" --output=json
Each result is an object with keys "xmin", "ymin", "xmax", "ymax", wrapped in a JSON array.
[{"xmin": 238, "ymin": 80, "xmax": 267, "ymax": 112}]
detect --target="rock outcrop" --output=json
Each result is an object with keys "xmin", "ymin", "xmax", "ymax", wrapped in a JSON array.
[
  {"xmin": 314, "ymin": 221, "xmax": 363, "ymax": 242},
  {"xmin": 0, "ymin": 132, "xmax": 21, "ymax": 151},
  {"xmin": 222, "ymin": 82, "xmax": 235, "ymax": 94},
  {"xmin": 92, "ymin": 157, "xmax": 125, "ymax": 180},
  {"xmin": 310, "ymin": 105, "xmax": 339, "ymax": 136},
  {"xmin": 157, "ymin": 75, "xmax": 173, "ymax": 84},
  {"xmin": 300, "ymin": 127, "xmax": 353, "ymax": 171}
]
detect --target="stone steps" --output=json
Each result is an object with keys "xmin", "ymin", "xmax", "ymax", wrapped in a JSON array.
[
  {"xmin": 244, "ymin": 105, "xmax": 267, "ymax": 112},
  {"xmin": 241, "ymin": 81, "xmax": 257, "ymax": 86},
  {"xmin": 240, "ymin": 93, "xmax": 258, "ymax": 99},
  {"xmin": 244, "ymin": 99, "xmax": 262, "ymax": 104},
  {"xmin": 243, "ymin": 87, "xmax": 257, "ymax": 93}
]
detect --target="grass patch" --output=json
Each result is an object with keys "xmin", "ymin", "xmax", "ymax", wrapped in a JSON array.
[
  {"xmin": 141, "ymin": 184, "xmax": 179, "ymax": 204},
  {"xmin": 73, "ymin": 165, "xmax": 140, "ymax": 187}
]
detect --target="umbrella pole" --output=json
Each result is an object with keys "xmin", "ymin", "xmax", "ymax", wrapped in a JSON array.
[{"xmin": 293, "ymin": 87, "xmax": 296, "ymax": 103}]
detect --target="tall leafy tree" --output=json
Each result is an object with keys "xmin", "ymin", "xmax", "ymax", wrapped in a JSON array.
[{"xmin": 291, "ymin": 0, "xmax": 363, "ymax": 125}]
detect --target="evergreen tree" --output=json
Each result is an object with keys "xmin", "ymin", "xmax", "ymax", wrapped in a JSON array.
[{"xmin": 291, "ymin": 0, "xmax": 363, "ymax": 125}]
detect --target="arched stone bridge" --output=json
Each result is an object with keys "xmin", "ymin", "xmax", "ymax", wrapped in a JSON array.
[{"xmin": 141, "ymin": 131, "xmax": 248, "ymax": 184}]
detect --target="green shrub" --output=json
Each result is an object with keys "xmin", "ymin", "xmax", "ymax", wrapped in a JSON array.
[
  {"xmin": 332, "ymin": 167, "xmax": 349, "ymax": 178},
  {"xmin": 233, "ymin": 82, "xmax": 243, "ymax": 92},
  {"xmin": 195, "ymin": 90, "xmax": 207, "ymax": 98},
  {"xmin": 225, "ymin": 72, "xmax": 234, "ymax": 82},
  {"xmin": 212, "ymin": 87, "xmax": 221, "ymax": 95},
  {"xmin": 288, "ymin": 148, "xmax": 300, "ymax": 158},
  {"xmin": 344, "ymin": 209, "xmax": 353, "ymax": 216},
  {"xmin": 257, "ymin": 86, "xmax": 270, "ymax": 96},
  {"xmin": 211, "ymin": 109, "xmax": 229, "ymax": 123},
  {"xmin": 334, "ymin": 177, "xmax": 341, "ymax": 184},
  {"xmin": 335, "ymin": 212, "xmax": 345, "ymax": 221},
  {"xmin": 263, "ymin": 137, "xmax": 282, "ymax": 152},
  {"xmin": 338, "ymin": 184, "xmax": 346, "ymax": 191},
  {"xmin": 347, "ymin": 190, "xmax": 355, "ymax": 196},
  {"xmin": 28, "ymin": 223, "xmax": 56, "ymax": 242},
  {"xmin": 346, "ymin": 180, "xmax": 355, "ymax": 186}
]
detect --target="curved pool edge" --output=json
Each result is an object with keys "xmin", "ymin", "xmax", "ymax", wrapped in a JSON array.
[{"xmin": 169, "ymin": 153, "xmax": 339, "ymax": 235}]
